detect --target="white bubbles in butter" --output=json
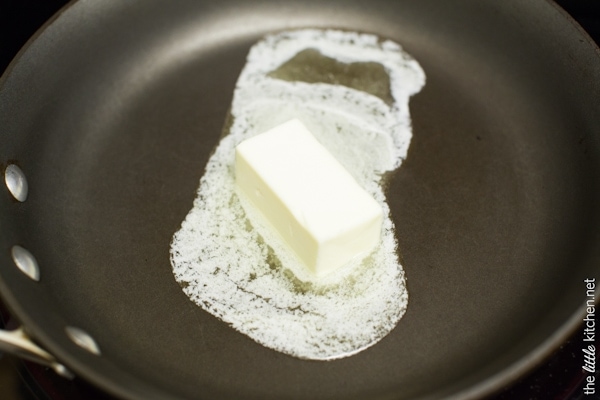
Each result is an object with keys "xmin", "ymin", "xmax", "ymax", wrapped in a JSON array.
[{"xmin": 170, "ymin": 29, "xmax": 425, "ymax": 360}]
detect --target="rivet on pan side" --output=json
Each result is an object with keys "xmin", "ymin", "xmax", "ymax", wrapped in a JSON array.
[
  {"xmin": 11, "ymin": 245, "xmax": 40, "ymax": 281},
  {"xmin": 65, "ymin": 327, "xmax": 101, "ymax": 356},
  {"xmin": 4, "ymin": 164, "xmax": 28, "ymax": 202}
]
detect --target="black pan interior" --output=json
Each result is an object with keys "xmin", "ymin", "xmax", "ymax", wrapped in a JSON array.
[{"xmin": 0, "ymin": 0, "xmax": 599, "ymax": 399}]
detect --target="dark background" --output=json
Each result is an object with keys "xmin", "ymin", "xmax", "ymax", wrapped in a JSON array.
[{"xmin": 0, "ymin": 0, "xmax": 598, "ymax": 399}]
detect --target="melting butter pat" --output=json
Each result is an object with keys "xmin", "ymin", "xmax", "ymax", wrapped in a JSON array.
[{"xmin": 235, "ymin": 119, "xmax": 383, "ymax": 277}]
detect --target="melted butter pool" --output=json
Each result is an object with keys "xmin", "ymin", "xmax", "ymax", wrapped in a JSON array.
[{"xmin": 170, "ymin": 29, "xmax": 425, "ymax": 360}]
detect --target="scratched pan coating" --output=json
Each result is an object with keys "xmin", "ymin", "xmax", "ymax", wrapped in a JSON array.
[{"xmin": 0, "ymin": 0, "xmax": 599, "ymax": 399}]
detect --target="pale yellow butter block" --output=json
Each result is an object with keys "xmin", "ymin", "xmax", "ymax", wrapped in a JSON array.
[{"xmin": 235, "ymin": 119, "xmax": 383, "ymax": 277}]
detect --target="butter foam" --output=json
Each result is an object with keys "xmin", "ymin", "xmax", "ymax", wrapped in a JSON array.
[{"xmin": 170, "ymin": 29, "xmax": 425, "ymax": 360}]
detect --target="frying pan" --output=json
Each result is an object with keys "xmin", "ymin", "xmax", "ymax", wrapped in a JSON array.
[{"xmin": 1, "ymin": 0, "xmax": 599, "ymax": 399}]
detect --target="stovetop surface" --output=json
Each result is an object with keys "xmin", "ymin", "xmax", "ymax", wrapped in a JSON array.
[{"xmin": 0, "ymin": 0, "xmax": 598, "ymax": 399}]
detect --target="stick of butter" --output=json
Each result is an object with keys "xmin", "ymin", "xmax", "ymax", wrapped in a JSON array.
[{"xmin": 235, "ymin": 119, "xmax": 383, "ymax": 277}]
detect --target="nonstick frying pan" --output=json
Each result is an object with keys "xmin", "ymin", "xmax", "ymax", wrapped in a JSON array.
[{"xmin": 1, "ymin": 0, "xmax": 599, "ymax": 399}]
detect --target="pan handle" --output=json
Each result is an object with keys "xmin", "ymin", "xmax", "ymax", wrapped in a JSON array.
[{"xmin": 0, "ymin": 326, "xmax": 73, "ymax": 378}]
